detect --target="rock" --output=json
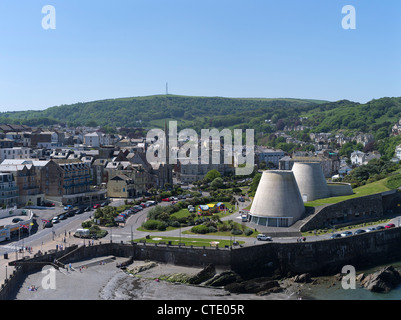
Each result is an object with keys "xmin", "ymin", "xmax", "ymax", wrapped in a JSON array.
[
  {"xmin": 361, "ymin": 266, "xmax": 401, "ymax": 293},
  {"xmin": 160, "ymin": 273, "xmax": 192, "ymax": 283},
  {"xmin": 356, "ymin": 273, "xmax": 365, "ymax": 282},
  {"xmin": 128, "ymin": 262, "xmax": 157, "ymax": 275},
  {"xmin": 291, "ymin": 273, "xmax": 312, "ymax": 283},
  {"xmin": 204, "ymin": 271, "xmax": 242, "ymax": 287},
  {"xmin": 188, "ymin": 264, "xmax": 216, "ymax": 285},
  {"xmin": 224, "ymin": 277, "xmax": 281, "ymax": 294}
]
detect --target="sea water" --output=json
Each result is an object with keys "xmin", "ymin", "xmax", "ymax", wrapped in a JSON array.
[{"xmin": 302, "ymin": 261, "xmax": 401, "ymax": 300}]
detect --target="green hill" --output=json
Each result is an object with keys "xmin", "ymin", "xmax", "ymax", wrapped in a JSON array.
[
  {"xmin": 1, "ymin": 95, "xmax": 401, "ymax": 139},
  {"xmin": 0, "ymin": 94, "xmax": 329, "ymax": 129}
]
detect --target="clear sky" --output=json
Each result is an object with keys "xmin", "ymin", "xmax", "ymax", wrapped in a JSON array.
[{"xmin": 0, "ymin": 0, "xmax": 400, "ymax": 111}]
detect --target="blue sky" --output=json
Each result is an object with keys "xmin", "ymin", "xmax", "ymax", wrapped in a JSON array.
[{"xmin": 0, "ymin": 0, "xmax": 400, "ymax": 111}]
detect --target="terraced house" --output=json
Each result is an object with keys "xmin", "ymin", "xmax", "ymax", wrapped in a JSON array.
[
  {"xmin": 41, "ymin": 159, "xmax": 106, "ymax": 205},
  {"xmin": 0, "ymin": 173, "xmax": 18, "ymax": 208}
]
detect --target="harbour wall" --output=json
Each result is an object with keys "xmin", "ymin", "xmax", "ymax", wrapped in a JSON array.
[{"xmin": 2, "ymin": 225, "xmax": 401, "ymax": 300}]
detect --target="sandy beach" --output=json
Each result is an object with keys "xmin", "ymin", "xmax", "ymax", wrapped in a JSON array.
[{"xmin": 11, "ymin": 257, "xmax": 300, "ymax": 300}]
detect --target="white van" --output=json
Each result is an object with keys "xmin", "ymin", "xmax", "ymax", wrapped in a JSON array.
[{"xmin": 75, "ymin": 228, "xmax": 90, "ymax": 237}]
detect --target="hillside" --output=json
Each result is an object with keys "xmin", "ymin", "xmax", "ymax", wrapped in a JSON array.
[
  {"xmin": 1, "ymin": 95, "xmax": 401, "ymax": 139},
  {"xmin": 0, "ymin": 95, "xmax": 329, "ymax": 129}
]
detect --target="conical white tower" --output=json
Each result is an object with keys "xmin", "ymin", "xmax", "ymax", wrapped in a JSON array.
[
  {"xmin": 292, "ymin": 162, "xmax": 329, "ymax": 202},
  {"xmin": 249, "ymin": 170, "xmax": 305, "ymax": 227}
]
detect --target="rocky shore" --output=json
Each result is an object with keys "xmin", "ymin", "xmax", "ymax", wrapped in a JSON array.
[{"xmin": 13, "ymin": 255, "xmax": 401, "ymax": 300}]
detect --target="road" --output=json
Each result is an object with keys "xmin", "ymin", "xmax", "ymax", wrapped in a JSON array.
[{"xmin": 1, "ymin": 197, "xmax": 401, "ymax": 263}]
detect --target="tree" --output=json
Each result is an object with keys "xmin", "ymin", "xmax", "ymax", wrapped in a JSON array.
[
  {"xmin": 249, "ymin": 173, "xmax": 262, "ymax": 196},
  {"xmin": 210, "ymin": 177, "xmax": 224, "ymax": 190},
  {"xmin": 205, "ymin": 169, "xmax": 221, "ymax": 182}
]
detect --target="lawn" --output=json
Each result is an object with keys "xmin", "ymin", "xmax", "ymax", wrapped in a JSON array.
[
  {"xmin": 133, "ymin": 236, "xmax": 244, "ymax": 247},
  {"xmin": 304, "ymin": 178, "xmax": 394, "ymax": 207}
]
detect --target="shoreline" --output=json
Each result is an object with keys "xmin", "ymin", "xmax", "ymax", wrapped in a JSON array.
[{"xmin": 11, "ymin": 257, "xmax": 303, "ymax": 300}]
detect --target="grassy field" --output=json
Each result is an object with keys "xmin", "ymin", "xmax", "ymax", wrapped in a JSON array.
[
  {"xmin": 133, "ymin": 236, "xmax": 244, "ymax": 247},
  {"xmin": 304, "ymin": 178, "xmax": 394, "ymax": 207}
]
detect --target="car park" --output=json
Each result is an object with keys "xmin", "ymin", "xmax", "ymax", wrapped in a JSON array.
[
  {"xmin": 341, "ymin": 231, "xmax": 353, "ymax": 237},
  {"xmin": 385, "ymin": 223, "xmax": 395, "ymax": 229},
  {"xmin": 257, "ymin": 234, "xmax": 272, "ymax": 241}
]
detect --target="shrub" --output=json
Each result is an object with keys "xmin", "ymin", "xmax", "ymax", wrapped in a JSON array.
[
  {"xmin": 157, "ymin": 222, "xmax": 167, "ymax": 231},
  {"xmin": 89, "ymin": 225, "xmax": 100, "ymax": 234},
  {"xmin": 82, "ymin": 221, "xmax": 93, "ymax": 228},
  {"xmin": 191, "ymin": 224, "xmax": 210, "ymax": 234},
  {"xmin": 171, "ymin": 221, "xmax": 181, "ymax": 228},
  {"xmin": 231, "ymin": 228, "xmax": 243, "ymax": 235},
  {"xmin": 143, "ymin": 219, "xmax": 163, "ymax": 230},
  {"xmin": 208, "ymin": 226, "xmax": 218, "ymax": 233},
  {"xmin": 244, "ymin": 228, "xmax": 254, "ymax": 236}
]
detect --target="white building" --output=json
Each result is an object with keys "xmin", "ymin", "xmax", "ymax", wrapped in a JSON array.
[
  {"xmin": 0, "ymin": 147, "xmax": 32, "ymax": 162},
  {"xmin": 350, "ymin": 151, "xmax": 365, "ymax": 165},
  {"xmin": 256, "ymin": 147, "xmax": 285, "ymax": 168}
]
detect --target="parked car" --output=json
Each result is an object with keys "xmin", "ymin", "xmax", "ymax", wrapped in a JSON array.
[
  {"xmin": 52, "ymin": 217, "xmax": 60, "ymax": 224},
  {"xmin": 385, "ymin": 223, "xmax": 395, "ymax": 229},
  {"xmin": 257, "ymin": 234, "xmax": 272, "ymax": 241},
  {"xmin": 330, "ymin": 233, "xmax": 342, "ymax": 239},
  {"xmin": 12, "ymin": 217, "xmax": 23, "ymax": 223},
  {"xmin": 44, "ymin": 221, "xmax": 53, "ymax": 228},
  {"xmin": 66, "ymin": 211, "xmax": 75, "ymax": 217},
  {"xmin": 162, "ymin": 198, "xmax": 170, "ymax": 202},
  {"xmin": 375, "ymin": 225, "xmax": 385, "ymax": 230},
  {"xmin": 83, "ymin": 206, "xmax": 91, "ymax": 212},
  {"xmin": 238, "ymin": 197, "xmax": 245, "ymax": 202},
  {"xmin": 341, "ymin": 231, "xmax": 353, "ymax": 237},
  {"xmin": 64, "ymin": 205, "xmax": 73, "ymax": 211},
  {"xmin": 75, "ymin": 209, "xmax": 83, "ymax": 214},
  {"xmin": 93, "ymin": 204, "xmax": 101, "ymax": 209},
  {"xmin": 366, "ymin": 227, "xmax": 376, "ymax": 232},
  {"xmin": 59, "ymin": 214, "xmax": 67, "ymax": 220},
  {"xmin": 354, "ymin": 229, "xmax": 366, "ymax": 235},
  {"xmin": 44, "ymin": 202, "xmax": 55, "ymax": 207}
]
